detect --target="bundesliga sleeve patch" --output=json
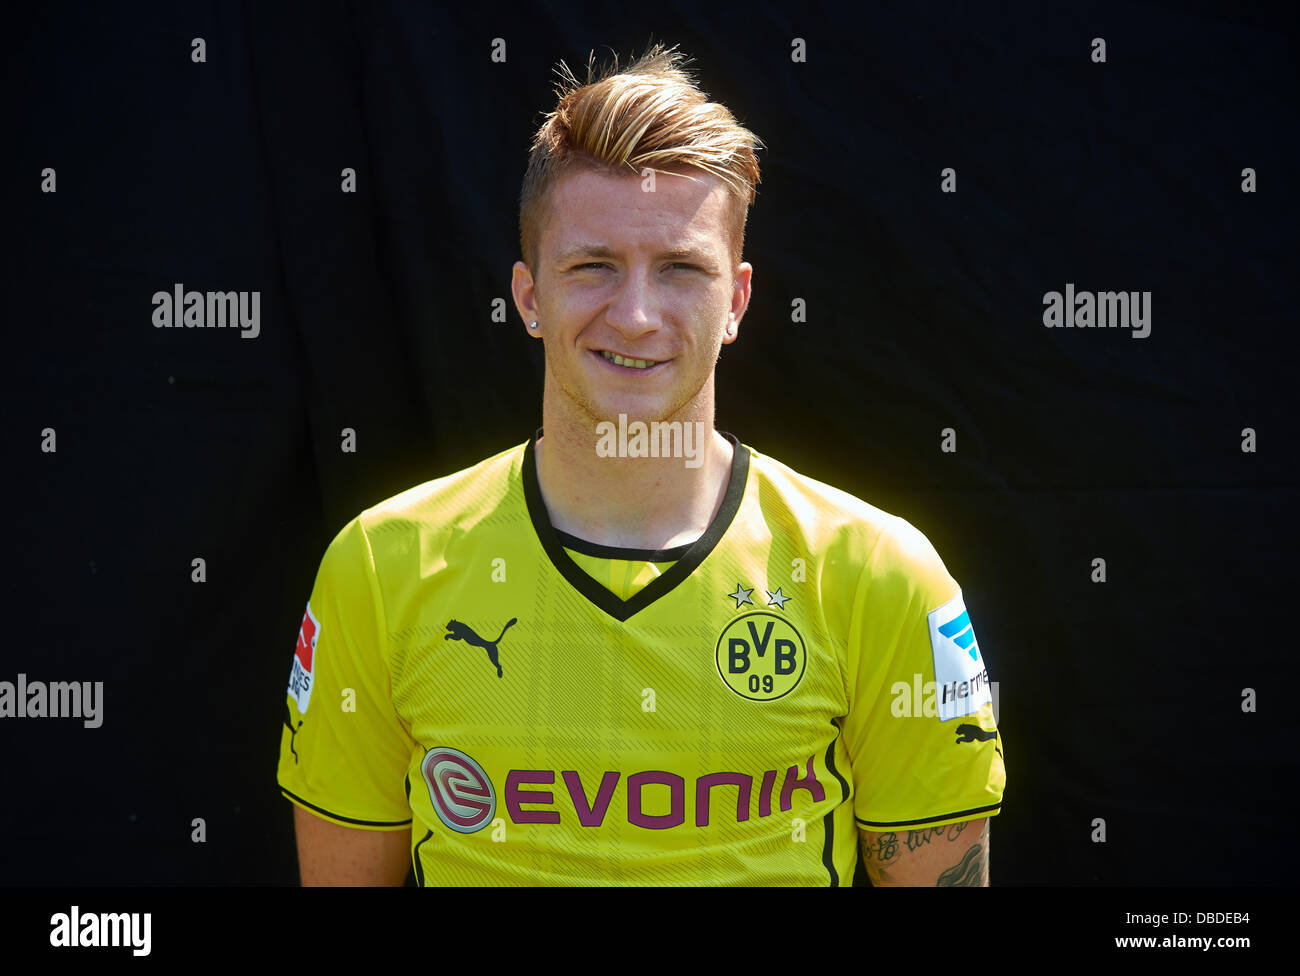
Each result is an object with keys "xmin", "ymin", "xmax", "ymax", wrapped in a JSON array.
[
  {"xmin": 288, "ymin": 602, "xmax": 320, "ymax": 713},
  {"xmin": 926, "ymin": 591, "xmax": 992, "ymax": 721}
]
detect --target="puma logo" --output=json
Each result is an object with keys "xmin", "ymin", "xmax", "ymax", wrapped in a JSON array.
[
  {"xmin": 283, "ymin": 701, "xmax": 303, "ymax": 763},
  {"xmin": 444, "ymin": 618, "xmax": 517, "ymax": 678},
  {"xmin": 954, "ymin": 723, "xmax": 997, "ymax": 744}
]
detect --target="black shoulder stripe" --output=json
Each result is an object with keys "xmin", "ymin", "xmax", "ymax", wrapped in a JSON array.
[
  {"xmin": 280, "ymin": 787, "xmax": 412, "ymax": 827},
  {"xmin": 855, "ymin": 801, "xmax": 1001, "ymax": 829},
  {"xmin": 413, "ymin": 830, "xmax": 433, "ymax": 887},
  {"xmin": 821, "ymin": 718, "xmax": 851, "ymax": 886}
]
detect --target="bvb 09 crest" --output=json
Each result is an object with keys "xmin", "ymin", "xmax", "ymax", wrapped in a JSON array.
[{"xmin": 715, "ymin": 611, "xmax": 807, "ymax": 701}]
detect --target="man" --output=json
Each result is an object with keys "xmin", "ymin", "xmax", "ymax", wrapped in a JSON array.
[{"xmin": 277, "ymin": 43, "xmax": 1005, "ymax": 886}]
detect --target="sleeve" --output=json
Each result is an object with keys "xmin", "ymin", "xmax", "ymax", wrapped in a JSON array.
[
  {"xmin": 276, "ymin": 516, "xmax": 416, "ymax": 829},
  {"xmin": 842, "ymin": 515, "xmax": 1005, "ymax": 831}
]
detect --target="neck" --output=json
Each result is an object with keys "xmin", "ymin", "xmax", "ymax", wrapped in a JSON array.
[{"xmin": 533, "ymin": 387, "xmax": 735, "ymax": 550}]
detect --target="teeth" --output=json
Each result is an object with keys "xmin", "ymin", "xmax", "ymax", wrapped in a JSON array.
[{"xmin": 602, "ymin": 350, "xmax": 657, "ymax": 369}]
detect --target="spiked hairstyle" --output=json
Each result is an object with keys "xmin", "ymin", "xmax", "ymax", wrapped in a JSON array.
[{"xmin": 519, "ymin": 43, "xmax": 763, "ymax": 273}]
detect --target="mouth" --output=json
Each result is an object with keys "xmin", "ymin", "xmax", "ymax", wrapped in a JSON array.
[{"xmin": 594, "ymin": 349, "xmax": 668, "ymax": 373}]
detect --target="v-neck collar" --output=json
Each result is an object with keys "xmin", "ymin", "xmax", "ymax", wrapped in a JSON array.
[{"xmin": 521, "ymin": 428, "xmax": 750, "ymax": 622}]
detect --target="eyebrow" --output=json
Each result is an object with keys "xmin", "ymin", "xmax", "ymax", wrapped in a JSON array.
[{"xmin": 553, "ymin": 243, "xmax": 718, "ymax": 267}]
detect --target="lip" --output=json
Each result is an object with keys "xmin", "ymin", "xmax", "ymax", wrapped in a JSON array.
[{"xmin": 590, "ymin": 349, "xmax": 670, "ymax": 374}]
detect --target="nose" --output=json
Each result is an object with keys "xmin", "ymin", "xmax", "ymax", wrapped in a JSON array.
[{"xmin": 605, "ymin": 265, "xmax": 660, "ymax": 340}]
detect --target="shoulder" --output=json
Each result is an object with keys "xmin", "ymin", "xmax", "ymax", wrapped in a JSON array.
[
  {"xmin": 364, "ymin": 440, "xmax": 525, "ymax": 524},
  {"xmin": 741, "ymin": 442, "xmax": 950, "ymax": 584},
  {"xmin": 326, "ymin": 440, "xmax": 529, "ymax": 571}
]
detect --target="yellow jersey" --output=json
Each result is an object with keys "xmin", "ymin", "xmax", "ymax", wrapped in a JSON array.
[{"xmin": 277, "ymin": 432, "xmax": 1004, "ymax": 885}]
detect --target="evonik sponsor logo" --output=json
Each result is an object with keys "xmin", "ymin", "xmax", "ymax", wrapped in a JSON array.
[{"xmin": 422, "ymin": 746, "xmax": 831, "ymax": 832}]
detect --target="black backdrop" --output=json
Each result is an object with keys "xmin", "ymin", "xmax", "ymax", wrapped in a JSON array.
[{"xmin": 6, "ymin": 0, "xmax": 1295, "ymax": 885}]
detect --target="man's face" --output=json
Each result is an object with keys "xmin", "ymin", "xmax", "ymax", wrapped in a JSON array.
[{"xmin": 514, "ymin": 165, "xmax": 751, "ymax": 427}]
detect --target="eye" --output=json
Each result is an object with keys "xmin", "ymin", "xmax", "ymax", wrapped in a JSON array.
[
  {"xmin": 669, "ymin": 263, "xmax": 701, "ymax": 271},
  {"xmin": 573, "ymin": 262, "xmax": 609, "ymax": 271}
]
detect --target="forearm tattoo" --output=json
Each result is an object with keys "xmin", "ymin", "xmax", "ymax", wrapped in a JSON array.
[{"xmin": 861, "ymin": 819, "xmax": 989, "ymax": 886}]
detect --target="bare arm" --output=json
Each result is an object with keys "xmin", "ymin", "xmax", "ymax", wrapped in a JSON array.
[
  {"xmin": 293, "ymin": 805, "xmax": 412, "ymax": 886},
  {"xmin": 858, "ymin": 817, "xmax": 989, "ymax": 886}
]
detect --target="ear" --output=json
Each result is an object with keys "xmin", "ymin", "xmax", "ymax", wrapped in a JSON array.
[
  {"xmin": 722, "ymin": 261, "xmax": 753, "ymax": 345},
  {"xmin": 512, "ymin": 261, "xmax": 542, "ymax": 338}
]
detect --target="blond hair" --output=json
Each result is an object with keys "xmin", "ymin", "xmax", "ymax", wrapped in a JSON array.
[{"xmin": 519, "ymin": 43, "xmax": 763, "ymax": 271}]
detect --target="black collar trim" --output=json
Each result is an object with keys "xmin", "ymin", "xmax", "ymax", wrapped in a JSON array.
[
  {"xmin": 554, "ymin": 529, "xmax": 694, "ymax": 562},
  {"xmin": 522, "ymin": 428, "xmax": 750, "ymax": 622}
]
